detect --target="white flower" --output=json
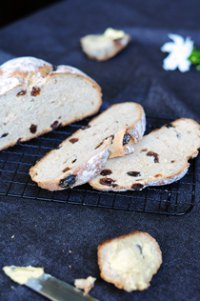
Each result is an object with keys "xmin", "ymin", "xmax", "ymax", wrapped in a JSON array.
[{"xmin": 161, "ymin": 34, "xmax": 193, "ymax": 72}]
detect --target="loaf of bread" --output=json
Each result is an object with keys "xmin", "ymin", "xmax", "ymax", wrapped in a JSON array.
[
  {"xmin": 30, "ymin": 102, "xmax": 145, "ymax": 190},
  {"xmin": 90, "ymin": 118, "xmax": 200, "ymax": 191},
  {"xmin": 98, "ymin": 231, "xmax": 162, "ymax": 292},
  {"xmin": 81, "ymin": 28, "xmax": 131, "ymax": 61},
  {"xmin": 0, "ymin": 57, "xmax": 102, "ymax": 151}
]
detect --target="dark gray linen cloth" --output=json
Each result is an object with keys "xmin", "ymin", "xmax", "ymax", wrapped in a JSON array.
[{"xmin": 0, "ymin": 1, "xmax": 200, "ymax": 300}]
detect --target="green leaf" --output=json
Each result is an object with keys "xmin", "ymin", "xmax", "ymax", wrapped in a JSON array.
[
  {"xmin": 189, "ymin": 48, "xmax": 200, "ymax": 64},
  {"xmin": 196, "ymin": 64, "xmax": 200, "ymax": 71}
]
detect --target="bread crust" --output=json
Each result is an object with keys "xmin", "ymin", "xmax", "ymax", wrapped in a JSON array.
[
  {"xmin": 90, "ymin": 118, "xmax": 200, "ymax": 191},
  {"xmin": 98, "ymin": 231, "xmax": 162, "ymax": 291},
  {"xmin": 0, "ymin": 57, "xmax": 102, "ymax": 151}
]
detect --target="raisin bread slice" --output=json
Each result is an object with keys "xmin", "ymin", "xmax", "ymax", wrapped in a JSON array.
[
  {"xmin": 98, "ymin": 231, "xmax": 162, "ymax": 292},
  {"xmin": 30, "ymin": 102, "xmax": 145, "ymax": 190},
  {"xmin": 90, "ymin": 118, "xmax": 200, "ymax": 191},
  {"xmin": 0, "ymin": 57, "xmax": 102, "ymax": 151},
  {"xmin": 81, "ymin": 28, "xmax": 131, "ymax": 61}
]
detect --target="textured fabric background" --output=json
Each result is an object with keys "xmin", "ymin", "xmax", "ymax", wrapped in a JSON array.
[{"xmin": 0, "ymin": 1, "xmax": 200, "ymax": 300}]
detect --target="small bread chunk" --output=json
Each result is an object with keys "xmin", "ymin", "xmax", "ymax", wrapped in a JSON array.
[
  {"xmin": 80, "ymin": 28, "xmax": 131, "ymax": 61},
  {"xmin": 30, "ymin": 102, "xmax": 145, "ymax": 190},
  {"xmin": 90, "ymin": 118, "xmax": 200, "ymax": 191},
  {"xmin": 0, "ymin": 57, "xmax": 102, "ymax": 151},
  {"xmin": 74, "ymin": 276, "xmax": 96, "ymax": 295},
  {"xmin": 98, "ymin": 232, "xmax": 162, "ymax": 292}
]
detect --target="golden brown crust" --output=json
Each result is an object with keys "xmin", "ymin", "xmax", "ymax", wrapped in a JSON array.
[{"xmin": 98, "ymin": 231, "xmax": 162, "ymax": 291}]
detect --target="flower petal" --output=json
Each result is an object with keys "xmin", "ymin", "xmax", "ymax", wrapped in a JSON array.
[
  {"xmin": 168, "ymin": 34, "xmax": 184, "ymax": 46},
  {"xmin": 163, "ymin": 54, "xmax": 178, "ymax": 70},
  {"xmin": 178, "ymin": 59, "xmax": 191, "ymax": 72},
  {"xmin": 161, "ymin": 42, "xmax": 175, "ymax": 53},
  {"xmin": 184, "ymin": 37, "xmax": 194, "ymax": 55}
]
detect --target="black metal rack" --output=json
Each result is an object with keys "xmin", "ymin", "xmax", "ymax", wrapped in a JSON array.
[{"xmin": 0, "ymin": 117, "xmax": 198, "ymax": 215}]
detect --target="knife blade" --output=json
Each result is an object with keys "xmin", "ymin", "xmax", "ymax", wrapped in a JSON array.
[
  {"xmin": 25, "ymin": 273, "xmax": 99, "ymax": 301},
  {"xmin": 3, "ymin": 266, "xmax": 99, "ymax": 301}
]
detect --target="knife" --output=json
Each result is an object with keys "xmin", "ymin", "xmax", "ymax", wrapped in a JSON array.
[
  {"xmin": 26, "ymin": 273, "xmax": 99, "ymax": 301},
  {"xmin": 3, "ymin": 266, "xmax": 99, "ymax": 301}
]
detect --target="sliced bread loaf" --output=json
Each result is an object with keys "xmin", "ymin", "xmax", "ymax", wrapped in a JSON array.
[
  {"xmin": 90, "ymin": 118, "xmax": 200, "ymax": 191},
  {"xmin": 98, "ymin": 231, "xmax": 162, "ymax": 292},
  {"xmin": 81, "ymin": 28, "xmax": 131, "ymax": 61},
  {"xmin": 29, "ymin": 102, "xmax": 146, "ymax": 190},
  {"xmin": 0, "ymin": 57, "xmax": 102, "ymax": 151}
]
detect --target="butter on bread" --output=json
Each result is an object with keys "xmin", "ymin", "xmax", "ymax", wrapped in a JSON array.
[
  {"xmin": 80, "ymin": 28, "xmax": 131, "ymax": 61},
  {"xmin": 98, "ymin": 231, "xmax": 162, "ymax": 292}
]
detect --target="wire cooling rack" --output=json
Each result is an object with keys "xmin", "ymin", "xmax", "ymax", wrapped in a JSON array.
[{"xmin": 0, "ymin": 117, "xmax": 198, "ymax": 215}]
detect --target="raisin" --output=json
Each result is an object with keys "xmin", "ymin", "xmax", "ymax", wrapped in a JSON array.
[
  {"xmin": 62, "ymin": 167, "xmax": 70, "ymax": 173},
  {"xmin": 71, "ymin": 158, "xmax": 77, "ymax": 163},
  {"xmin": 69, "ymin": 138, "xmax": 79, "ymax": 144},
  {"xmin": 100, "ymin": 169, "xmax": 112, "ymax": 176},
  {"xmin": 146, "ymin": 151, "xmax": 159, "ymax": 163},
  {"xmin": 99, "ymin": 178, "xmax": 116, "ymax": 186},
  {"xmin": 31, "ymin": 87, "xmax": 41, "ymax": 96},
  {"xmin": 136, "ymin": 244, "xmax": 143, "ymax": 254},
  {"xmin": 123, "ymin": 133, "xmax": 131, "ymax": 145},
  {"xmin": 59, "ymin": 175, "xmax": 76, "ymax": 188},
  {"xmin": 127, "ymin": 171, "xmax": 141, "ymax": 177},
  {"xmin": 30, "ymin": 124, "xmax": 37, "ymax": 134},
  {"xmin": 131, "ymin": 183, "xmax": 144, "ymax": 190},
  {"xmin": 0, "ymin": 133, "xmax": 8, "ymax": 138},
  {"xmin": 171, "ymin": 160, "xmax": 175, "ymax": 163},
  {"xmin": 17, "ymin": 90, "xmax": 26, "ymax": 96},
  {"xmin": 141, "ymin": 148, "xmax": 147, "ymax": 152},
  {"xmin": 51, "ymin": 120, "xmax": 60, "ymax": 129}
]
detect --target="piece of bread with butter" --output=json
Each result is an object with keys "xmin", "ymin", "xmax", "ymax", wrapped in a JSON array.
[
  {"xmin": 98, "ymin": 231, "xmax": 162, "ymax": 292},
  {"xmin": 81, "ymin": 28, "xmax": 131, "ymax": 61}
]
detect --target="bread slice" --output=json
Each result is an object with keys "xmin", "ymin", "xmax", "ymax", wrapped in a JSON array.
[
  {"xmin": 29, "ymin": 102, "xmax": 146, "ymax": 190},
  {"xmin": 80, "ymin": 28, "xmax": 131, "ymax": 61},
  {"xmin": 98, "ymin": 231, "xmax": 162, "ymax": 292},
  {"xmin": 90, "ymin": 118, "xmax": 200, "ymax": 191},
  {"xmin": 0, "ymin": 56, "xmax": 102, "ymax": 151}
]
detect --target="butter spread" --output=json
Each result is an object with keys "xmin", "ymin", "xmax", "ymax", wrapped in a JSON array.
[
  {"xmin": 104, "ymin": 28, "xmax": 125, "ymax": 40},
  {"xmin": 3, "ymin": 266, "xmax": 44, "ymax": 285}
]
